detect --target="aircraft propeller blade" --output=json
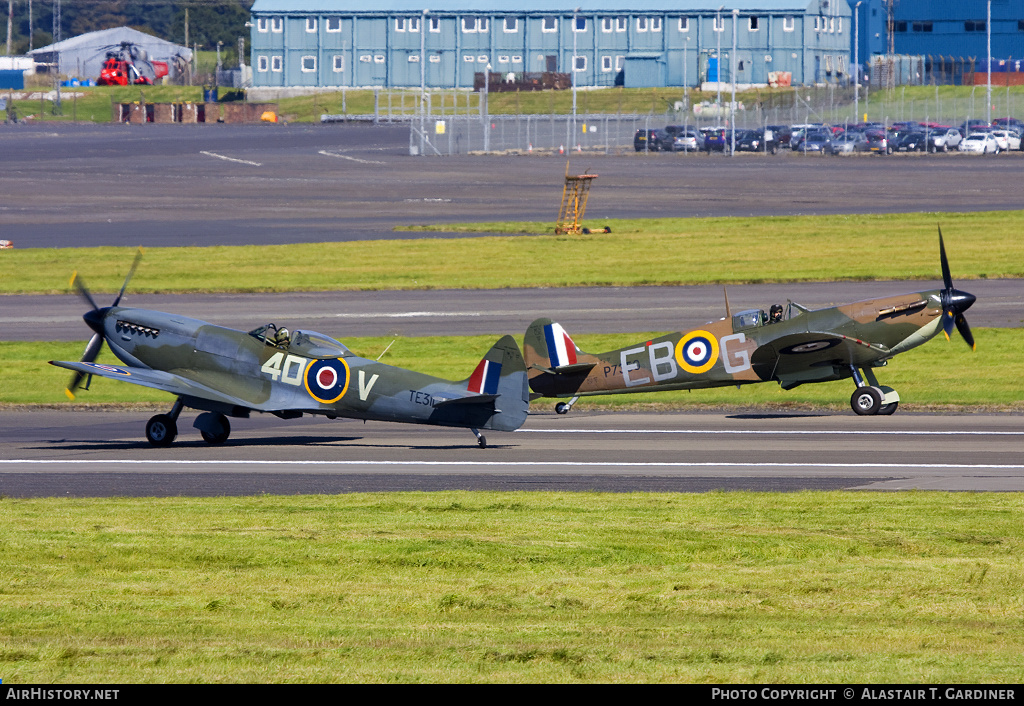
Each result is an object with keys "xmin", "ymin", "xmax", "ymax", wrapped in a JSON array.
[
  {"xmin": 112, "ymin": 248, "xmax": 143, "ymax": 307},
  {"xmin": 66, "ymin": 332, "xmax": 104, "ymax": 400},
  {"xmin": 70, "ymin": 271, "xmax": 100, "ymax": 312},
  {"xmin": 936, "ymin": 227, "xmax": 976, "ymax": 350}
]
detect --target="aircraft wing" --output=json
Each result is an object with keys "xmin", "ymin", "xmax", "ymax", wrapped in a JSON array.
[
  {"xmin": 50, "ymin": 360, "xmax": 257, "ymax": 410},
  {"xmin": 750, "ymin": 331, "xmax": 891, "ymax": 382}
]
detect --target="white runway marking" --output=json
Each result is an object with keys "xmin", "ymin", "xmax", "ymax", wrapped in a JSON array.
[
  {"xmin": 518, "ymin": 429, "xmax": 1024, "ymax": 436},
  {"xmin": 318, "ymin": 149, "xmax": 385, "ymax": 165},
  {"xmin": 4, "ymin": 460, "xmax": 1023, "ymax": 470},
  {"xmin": 200, "ymin": 150, "xmax": 262, "ymax": 166}
]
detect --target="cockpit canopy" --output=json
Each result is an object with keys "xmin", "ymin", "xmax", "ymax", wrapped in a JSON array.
[{"xmin": 248, "ymin": 324, "xmax": 351, "ymax": 359}]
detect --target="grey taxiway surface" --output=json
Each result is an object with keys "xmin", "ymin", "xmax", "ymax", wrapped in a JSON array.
[{"xmin": 2, "ymin": 123, "xmax": 1021, "ymax": 496}]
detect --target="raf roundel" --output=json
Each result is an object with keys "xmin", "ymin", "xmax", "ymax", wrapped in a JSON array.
[
  {"xmin": 304, "ymin": 358, "xmax": 351, "ymax": 404},
  {"xmin": 675, "ymin": 330, "xmax": 720, "ymax": 374}
]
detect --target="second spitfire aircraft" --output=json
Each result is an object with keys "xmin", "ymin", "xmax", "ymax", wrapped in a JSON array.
[
  {"xmin": 524, "ymin": 233, "xmax": 975, "ymax": 416},
  {"xmin": 50, "ymin": 256, "xmax": 529, "ymax": 448}
]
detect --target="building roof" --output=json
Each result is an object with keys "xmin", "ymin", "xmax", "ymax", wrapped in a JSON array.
[{"xmin": 251, "ymin": 1, "xmax": 830, "ymax": 14}]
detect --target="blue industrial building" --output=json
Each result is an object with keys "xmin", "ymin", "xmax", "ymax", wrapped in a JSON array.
[{"xmin": 249, "ymin": 1, "xmax": 853, "ymax": 89}]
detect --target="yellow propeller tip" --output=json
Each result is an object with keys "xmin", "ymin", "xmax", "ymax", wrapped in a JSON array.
[
  {"xmin": 69, "ymin": 271, "xmax": 78, "ymax": 288},
  {"xmin": 943, "ymin": 332, "xmax": 950, "ymax": 342},
  {"xmin": 64, "ymin": 388, "xmax": 76, "ymax": 401}
]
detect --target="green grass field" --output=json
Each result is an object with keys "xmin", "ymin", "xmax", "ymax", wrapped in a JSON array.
[
  {"xmin": 2, "ymin": 211, "xmax": 1023, "ymax": 295},
  {"xmin": 2, "ymin": 492, "xmax": 1023, "ymax": 682}
]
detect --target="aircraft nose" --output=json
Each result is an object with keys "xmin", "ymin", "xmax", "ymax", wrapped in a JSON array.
[
  {"xmin": 950, "ymin": 289, "xmax": 976, "ymax": 313},
  {"xmin": 83, "ymin": 307, "xmax": 111, "ymax": 336}
]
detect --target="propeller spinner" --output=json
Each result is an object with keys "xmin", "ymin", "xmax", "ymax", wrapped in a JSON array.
[
  {"xmin": 937, "ymin": 227, "xmax": 976, "ymax": 350},
  {"xmin": 65, "ymin": 250, "xmax": 143, "ymax": 399}
]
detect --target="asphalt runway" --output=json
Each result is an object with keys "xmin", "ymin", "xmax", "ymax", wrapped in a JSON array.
[
  {"xmin": 3, "ymin": 122, "xmax": 1024, "ymax": 247},
  {"xmin": 2, "ymin": 408, "xmax": 1022, "ymax": 496}
]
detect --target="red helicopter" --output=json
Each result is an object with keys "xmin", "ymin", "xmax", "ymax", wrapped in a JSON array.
[{"xmin": 97, "ymin": 42, "xmax": 169, "ymax": 86}]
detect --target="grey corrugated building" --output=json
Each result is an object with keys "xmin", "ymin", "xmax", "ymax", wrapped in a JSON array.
[{"xmin": 249, "ymin": 1, "xmax": 853, "ymax": 88}]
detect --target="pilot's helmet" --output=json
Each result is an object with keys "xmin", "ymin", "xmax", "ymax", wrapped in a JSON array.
[
  {"xmin": 274, "ymin": 327, "xmax": 290, "ymax": 344},
  {"xmin": 769, "ymin": 304, "xmax": 783, "ymax": 321}
]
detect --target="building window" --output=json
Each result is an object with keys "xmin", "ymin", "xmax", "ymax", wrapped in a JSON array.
[
  {"xmin": 511, "ymin": 55, "xmax": 522, "ymax": 64},
  {"xmin": 504, "ymin": 17, "xmax": 518, "ymax": 33},
  {"xmin": 542, "ymin": 17, "xmax": 557, "ymax": 32},
  {"xmin": 602, "ymin": 17, "xmax": 613, "ymax": 32},
  {"xmin": 359, "ymin": 54, "xmax": 371, "ymax": 63},
  {"xmin": 838, "ymin": 56, "xmax": 846, "ymax": 74},
  {"xmin": 1019, "ymin": 19, "xmax": 1024, "ymax": 31},
  {"xmin": 408, "ymin": 55, "xmax": 419, "ymax": 63},
  {"xmin": 679, "ymin": 17, "xmax": 689, "ymax": 32},
  {"xmin": 257, "ymin": 18, "xmax": 268, "ymax": 32},
  {"xmin": 498, "ymin": 55, "xmax": 509, "ymax": 64},
  {"xmin": 478, "ymin": 54, "xmax": 489, "ymax": 63},
  {"xmin": 616, "ymin": 17, "xmax": 627, "ymax": 31},
  {"xmin": 601, "ymin": 55, "xmax": 612, "ymax": 72},
  {"xmin": 895, "ymin": 21, "xmax": 908, "ymax": 32},
  {"xmin": 374, "ymin": 55, "xmax": 385, "ymax": 63},
  {"xmin": 464, "ymin": 55, "xmax": 475, "ymax": 62},
  {"xmin": 410, "ymin": 17, "xmax": 420, "ymax": 32},
  {"xmin": 965, "ymin": 20, "xmax": 985, "ymax": 32},
  {"xmin": 271, "ymin": 17, "xmax": 283, "ymax": 33},
  {"xmin": 257, "ymin": 55, "xmax": 268, "ymax": 71},
  {"xmin": 430, "ymin": 17, "xmax": 440, "ymax": 32},
  {"xmin": 829, "ymin": 17, "xmax": 835, "ymax": 33},
  {"xmin": 463, "ymin": 17, "xmax": 476, "ymax": 32},
  {"xmin": 301, "ymin": 56, "xmax": 316, "ymax": 72},
  {"xmin": 326, "ymin": 18, "xmax": 341, "ymax": 32},
  {"xmin": 574, "ymin": 56, "xmax": 586, "ymax": 71},
  {"xmin": 396, "ymin": 18, "xmax": 406, "ymax": 31},
  {"xmin": 749, "ymin": 17, "xmax": 759, "ymax": 31},
  {"xmin": 574, "ymin": 17, "xmax": 587, "ymax": 32},
  {"xmin": 429, "ymin": 54, "xmax": 440, "ymax": 63},
  {"xmin": 837, "ymin": 17, "xmax": 843, "ymax": 33},
  {"xmin": 912, "ymin": 21, "xmax": 932, "ymax": 32},
  {"xmin": 271, "ymin": 55, "xmax": 282, "ymax": 71},
  {"xmin": 615, "ymin": 55, "xmax": 624, "ymax": 71},
  {"xmin": 651, "ymin": 17, "xmax": 662, "ymax": 32},
  {"xmin": 637, "ymin": 17, "xmax": 648, "ymax": 32},
  {"xmin": 813, "ymin": 16, "xmax": 820, "ymax": 32},
  {"xmin": 333, "ymin": 55, "xmax": 344, "ymax": 72},
  {"xmin": 825, "ymin": 55, "xmax": 834, "ymax": 73},
  {"xmin": 306, "ymin": 18, "xmax": 316, "ymax": 32},
  {"xmin": 783, "ymin": 16, "xmax": 795, "ymax": 32},
  {"xmin": 714, "ymin": 15, "xmax": 724, "ymax": 32}
]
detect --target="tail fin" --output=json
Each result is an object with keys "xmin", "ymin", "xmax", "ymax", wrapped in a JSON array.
[
  {"xmin": 523, "ymin": 318, "xmax": 595, "ymax": 374},
  {"xmin": 458, "ymin": 334, "xmax": 529, "ymax": 431}
]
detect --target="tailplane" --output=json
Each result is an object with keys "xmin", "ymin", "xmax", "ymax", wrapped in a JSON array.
[{"xmin": 453, "ymin": 334, "xmax": 529, "ymax": 431}]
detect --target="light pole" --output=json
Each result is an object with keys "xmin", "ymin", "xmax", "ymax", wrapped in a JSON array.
[
  {"xmin": 419, "ymin": 9, "xmax": 428, "ymax": 156},
  {"xmin": 986, "ymin": 0, "xmax": 992, "ymax": 125},
  {"xmin": 854, "ymin": 1, "xmax": 862, "ymax": 123},
  {"xmin": 572, "ymin": 7, "xmax": 580, "ymax": 148},
  {"xmin": 731, "ymin": 8, "xmax": 737, "ymax": 155},
  {"xmin": 483, "ymin": 62, "xmax": 490, "ymax": 152},
  {"xmin": 716, "ymin": 5, "xmax": 723, "ymax": 110}
]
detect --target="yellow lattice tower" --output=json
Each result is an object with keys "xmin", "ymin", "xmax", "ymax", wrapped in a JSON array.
[{"xmin": 554, "ymin": 164, "xmax": 599, "ymax": 235}]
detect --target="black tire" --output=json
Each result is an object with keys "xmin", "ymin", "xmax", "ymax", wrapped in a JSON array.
[
  {"xmin": 878, "ymin": 401, "xmax": 899, "ymax": 416},
  {"xmin": 477, "ymin": 435, "xmax": 487, "ymax": 449},
  {"xmin": 200, "ymin": 414, "xmax": 231, "ymax": 445},
  {"xmin": 850, "ymin": 387, "xmax": 883, "ymax": 416},
  {"xmin": 555, "ymin": 402, "xmax": 570, "ymax": 415},
  {"xmin": 146, "ymin": 414, "xmax": 177, "ymax": 447}
]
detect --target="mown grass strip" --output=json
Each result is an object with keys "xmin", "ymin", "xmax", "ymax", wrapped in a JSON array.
[
  {"xmin": 2, "ymin": 211, "xmax": 1023, "ymax": 295},
  {"xmin": 5, "ymin": 328, "xmax": 1020, "ymax": 408},
  {"xmin": 1, "ymin": 492, "xmax": 1023, "ymax": 683}
]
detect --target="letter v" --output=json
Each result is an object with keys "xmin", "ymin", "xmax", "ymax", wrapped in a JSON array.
[{"xmin": 359, "ymin": 370, "xmax": 380, "ymax": 401}]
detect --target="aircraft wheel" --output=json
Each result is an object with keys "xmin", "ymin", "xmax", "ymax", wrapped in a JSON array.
[
  {"xmin": 146, "ymin": 414, "xmax": 177, "ymax": 447},
  {"xmin": 878, "ymin": 401, "xmax": 899, "ymax": 416},
  {"xmin": 850, "ymin": 387, "xmax": 883, "ymax": 416},
  {"xmin": 200, "ymin": 415, "xmax": 231, "ymax": 445},
  {"xmin": 477, "ymin": 435, "xmax": 487, "ymax": 449},
  {"xmin": 555, "ymin": 402, "xmax": 570, "ymax": 415}
]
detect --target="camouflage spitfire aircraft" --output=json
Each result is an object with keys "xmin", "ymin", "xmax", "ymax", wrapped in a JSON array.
[
  {"xmin": 50, "ymin": 257, "xmax": 528, "ymax": 448},
  {"xmin": 524, "ymin": 233, "xmax": 975, "ymax": 416}
]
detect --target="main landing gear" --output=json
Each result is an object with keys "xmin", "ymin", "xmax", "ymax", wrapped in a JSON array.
[
  {"xmin": 849, "ymin": 366, "xmax": 899, "ymax": 416},
  {"xmin": 145, "ymin": 399, "xmax": 232, "ymax": 446},
  {"xmin": 555, "ymin": 395, "xmax": 580, "ymax": 415}
]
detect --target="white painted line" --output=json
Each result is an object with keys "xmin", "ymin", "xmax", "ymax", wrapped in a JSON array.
[
  {"xmin": 318, "ymin": 149, "xmax": 385, "ymax": 165},
  {"xmin": 3, "ymin": 460, "xmax": 1023, "ymax": 470},
  {"xmin": 200, "ymin": 150, "xmax": 262, "ymax": 166},
  {"xmin": 518, "ymin": 429, "xmax": 1024, "ymax": 436}
]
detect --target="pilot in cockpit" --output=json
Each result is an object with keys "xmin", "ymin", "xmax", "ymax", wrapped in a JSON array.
[
  {"xmin": 273, "ymin": 327, "xmax": 291, "ymax": 347},
  {"xmin": 769, "ymin": 304, "xmax": 784, "ymax": 323}
]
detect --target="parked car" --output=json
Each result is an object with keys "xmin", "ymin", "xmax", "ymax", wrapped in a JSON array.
[
  {"xmin": 927, "ymin": 127, "xmax": 962, "ymax": 153},
  {"xmin": 633, "ymin": 129, "xmax": 665, "ymax": 152},
  {"xmin": 701, "ymin": 127, "xmax": 730, "ymax": 153},
  {"xmin": 865, "ymin": 130, "xmax": 889, "ymax": 154},
  {"xmin": 992, "ymin": 117, "xmax": 1024, "ymax": 132},
  {"xmin": 829, "ymin": 132, "xmax": 868, "ymax": 155},
  {"xmin": 896, "ymin": 132, "xmax": 928, "ymax": 153},
  {"xmin": 661, "ymin": 126, "xmax": 704, "ymax": 151},
  {"xmin": 735, "ymin": 128, "xmax": 780, "ymax": 154},
  {"xmin": 959, "ymin": 132, "xmax": 1000, "ymax": 154},
  {"xmin": 765, "ymin": 124, "xmax": 792, "ymax": 148},
  {"xmin": 792, "ymin": 129, "xmax": 832, "ymax": 153},
  {"xmin": 990, "ymin": 129, "xmax": 1021, "ymax": 151}
]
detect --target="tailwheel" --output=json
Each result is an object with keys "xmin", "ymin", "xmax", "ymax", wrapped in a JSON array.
[
  {"xmin": 470, "ymin": 427, "xmax": 487, "ymax": 449},
  {"xmin": 850, "ymin": 386, "xmax": 883, "ymax": 416},
  {"xmin": 145, "ymin": 414, "xmax": 178, "ymax": 446},
  {"xmin": 555, "ymin": 396, "xmax": 580, "ymax": 415}
]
